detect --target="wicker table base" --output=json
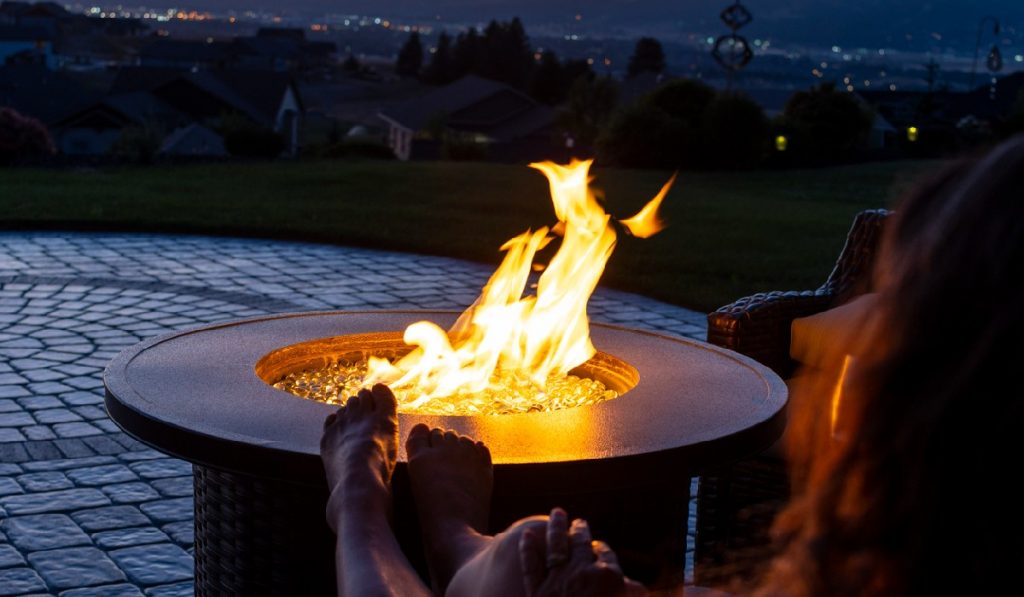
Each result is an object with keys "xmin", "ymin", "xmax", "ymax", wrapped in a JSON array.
[
  {"xmin": 192, "ymin": 463, "xmax": 693, "ymax": 595},
  {"xmin": 194, "ymin": 466, "xmax": 336, "ymax": 596}
]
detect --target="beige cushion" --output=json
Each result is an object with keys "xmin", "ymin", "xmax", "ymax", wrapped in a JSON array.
[{"xmin": 790, "ymin": 293, "xmax": 878, "ymax": 371}]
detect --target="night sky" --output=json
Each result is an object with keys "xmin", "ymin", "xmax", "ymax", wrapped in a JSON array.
[{"xmin": 182, "ymin": 0, "xmax": 1022, "ymax": 51}]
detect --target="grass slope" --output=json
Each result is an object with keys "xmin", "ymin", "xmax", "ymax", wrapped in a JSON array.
[{"xmin": 0, "ymin": 159, "xmax": 938, "ymax": 311}]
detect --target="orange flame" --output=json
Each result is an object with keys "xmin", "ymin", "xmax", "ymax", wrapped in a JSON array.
[
  {"xmin": 622, "ymin": 173, "xmax": 675, "ymax": 238},
  {"xmin": 364, "ymin": 159, "xmax": 674, "ymax": 410}
]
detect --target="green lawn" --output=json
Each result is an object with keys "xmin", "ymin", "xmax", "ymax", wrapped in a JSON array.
[{"xmin": 0, "ymin": 159, "xmax": 938, "ymax": 311}]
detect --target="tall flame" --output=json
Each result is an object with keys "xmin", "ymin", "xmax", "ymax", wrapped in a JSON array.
[{"xmin": 364, "ymin": 159, "xmax": 674, "ymax": 410}]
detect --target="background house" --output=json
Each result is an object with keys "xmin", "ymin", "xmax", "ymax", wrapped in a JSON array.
[
  {"xmin": 50, "ymin": 67, "xmax": 305, "ymax": 157},
  {"xmin": 0, "ymin": 24, "xmax": 52, "ymax": 66},
  {"xmin": 378, "ymin": 75, "xmax": 559, "ymax": 162},
  {"xmin": 0, "ymin": 63, "xmax": 93, "ymax": 123}
]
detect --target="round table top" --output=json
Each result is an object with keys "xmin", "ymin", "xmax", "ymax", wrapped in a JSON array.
[{"xmin": 104, "ymin": 311, "xmax": 787, "ymax": 487}]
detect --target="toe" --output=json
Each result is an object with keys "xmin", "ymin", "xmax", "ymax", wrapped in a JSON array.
[
  {"xmin": 475, "ymin": 441, "xmax": 492, "ymax": 465},
  {"xmin": 323, "ymin": 412, "xmax": 337, "ymax": 430},
  {"xmin": 429, "ymin": 427, "xmax": 445, "ymax": 447},
  {"xmin": 443, "ymin": 430, "xmax": 459, "ymax": 444},
  {"xmin": 371, "ymin": 384, "xmax": 398, "ymax": 416},
  {"xmin": 357, "ymin": 388, "xmax": 375, "ymax": 412},
  {"xmin": 406, "ymin": 423, "xmax": 431, "ymax": 455},
  {"xmin": 344, "ymin": 394, "xmax": 360, "ymax": 411}
]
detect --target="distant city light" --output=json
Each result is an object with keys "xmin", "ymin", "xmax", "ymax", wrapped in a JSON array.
[
  {"xmin": 846, "ymin": 84, "xmax": 854, "ymax": 92},
  {"xmin": 1016, "ymin": 54, "xmax": 1024, "ymax": 63},
  {"xmin": 907, "ymin": 126, "xmax": 918, "ymax": 142},
  {"xmin": 775, "ymin": 135, "xmax": 788, "ymax": 152},
  {"xmin": 575, "ymin": 13, "xmax": 582, "ymax": 21},
  {"xmin": 831, "ymin": 45, "xmax": 841, "ymax": 53},
  {"xmin": 820, "ymin": 61, "xmax": 828, "ymax": 68},
  {"xmin": 707, "ymin": 37, "xmax": 714, "ymax": 44},
  {"xmin": 587, "ymin": 57, "xmax": 594, "ymax": 64},
  {"xmin": 889, "ymin": 84, "xmax": 897, "ymax": 91},
  {"xmin": 878, "ymin": 49, "xmax": 886, "ymax": 56},
  {"xmin": 811, "ymin": 68, "xmax": 822, "ymax": 77}
]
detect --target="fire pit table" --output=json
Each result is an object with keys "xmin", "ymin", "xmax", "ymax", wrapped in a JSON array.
[{"xmin": 104, "ymin": 310, "xmax": 786, "ymax": 595}]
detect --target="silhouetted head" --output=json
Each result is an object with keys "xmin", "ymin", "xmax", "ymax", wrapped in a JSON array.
[{"xmin": 759, "ymin": 135, "xmax": 1024, "ymax": 596}]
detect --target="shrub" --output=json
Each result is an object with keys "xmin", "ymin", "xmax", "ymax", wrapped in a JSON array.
[
  {"xmin": 597, "ymin": 103, "xmax": 686, "ymax": 169},
  {"xmin": 441, "ymin": 132, "xmax": 488, "ymax": 161},
  {"xmin": 0, "ymin": 107, "xmax": 56, "ymax": 165},
  {"xmin": 557, "ymin": 75, "xmax": 618, "ymax": 149},
  {"xmin": 700, "ymin": 92, "xmax": 769, "ymax": 169},
  {"xmin": 109, "ymin": 124, "xmax": 163, "ymax": 164},
  {"xmin": 313, "ymin": 138, "xmax": 395, "ymax": 160},
  {"xmin": 776, "ymin": 83, "xmax": 874, "ymax": 164},
  {"xmin": 598, "ymin": 79, "xmax": 767, "ymax": 170},
  {"xmin": 221, "ymin": 114, "xmax": 285, "ymax": 158}
]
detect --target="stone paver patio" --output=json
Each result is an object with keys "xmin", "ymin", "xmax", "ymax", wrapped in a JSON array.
[{"xmin": 0, "ymin": 232, "xmax": 707, "ymax": 596}]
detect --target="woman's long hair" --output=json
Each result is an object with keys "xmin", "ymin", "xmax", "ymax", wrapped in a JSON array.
[{"xmin": 756, "ymin": 136, "xmax": 1024, "ymax": 596}]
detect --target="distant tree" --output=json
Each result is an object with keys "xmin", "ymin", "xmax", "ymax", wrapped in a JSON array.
[
  {"xmin": 396, "ymin": 31, "xmax": 424, "ymax": 78},
  {"xmin": 343, "ymin": 54, "xmax": 362, "ymax": 73},
  {"xmin": 0, "ymin": 107, "xmax": 55, "ymax": 165},
  {"xmin": 452, "ymin": 28, "xmax": 482, "ymax": 79},
  {"xmin": 558, "ymin": 75, "xmax": 618, "ymax": 147},
  {"xmin": 777, "ymin": 83, "xmax": 874, "ymax": 163},
  {"xmin": 530, "ymin": 51, "xmax": 563, "ymax": 104},
  {"xmin": 923, "ymin": 58, "xmax": 940, "ymax": 93},
  {"xmin": 478, "ymin": 17, "xmax": 533, "ymax": 89},
  {"xmin": 627, "ymin": 37, "xmax": 666, "ymax": 78},
  {"xmin": 423, "ymin": 32, "xmax": 455, "ymax": 85},
  {"xmin": 529, "ymin": 52, "xmax": 594, "ymax": 106},
  {"xmin": 562, "ymin": 59, "xmax": 592, "ymax": 85},
  {"xmin": 1005, "ymin": 89, "xmax": 1024, "ymax": 135}
]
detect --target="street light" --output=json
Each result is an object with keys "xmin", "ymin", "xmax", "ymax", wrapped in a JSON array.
[{"xmin": 970, "ymin": 16, "xmax": 1000, "ymax": 90}]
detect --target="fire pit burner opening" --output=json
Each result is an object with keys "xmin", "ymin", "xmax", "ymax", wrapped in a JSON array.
[{"xmin": 256, "ymin": 331, "xmax": 639, "ymax": 415}]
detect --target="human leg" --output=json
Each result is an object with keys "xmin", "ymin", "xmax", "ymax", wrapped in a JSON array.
[{"xmin": 321, "ymin": 384, "xmax": 431, "ymax": 597}]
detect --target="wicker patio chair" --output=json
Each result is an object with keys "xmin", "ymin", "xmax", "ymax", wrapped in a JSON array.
[{"xmin": 694, "ymin": 208, "xmax": 891, "ymax": 588}]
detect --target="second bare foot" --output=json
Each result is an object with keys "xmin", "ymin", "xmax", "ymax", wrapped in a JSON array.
[{"xmin": 406, "ymin": 424, "xmax": 494, "ymax": 593}]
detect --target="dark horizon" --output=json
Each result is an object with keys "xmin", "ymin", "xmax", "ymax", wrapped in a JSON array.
[{"xmin": 69, "ymin": 0, "xmax": 1024, "ymax": 53}]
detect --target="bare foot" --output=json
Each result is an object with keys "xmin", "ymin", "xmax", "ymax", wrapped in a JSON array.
[
  {"xmin": 406, "ymin": 424, "xmax": 494, "ymax": 593},
  {"xmin": 321, "ymin": 383, "xmax": 399, "ymax": 532}
]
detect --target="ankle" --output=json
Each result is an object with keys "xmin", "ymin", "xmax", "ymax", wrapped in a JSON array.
[{"xmin": 326, "ymin": 485, "xmax": 389, "ymax": 532}]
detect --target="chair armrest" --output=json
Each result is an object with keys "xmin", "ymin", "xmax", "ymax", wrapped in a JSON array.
[
  {"xmin": 707, "ymin": 290, "xmax": 835, "ymax": 378},
  {"xmin": 822, "ymin": 208, "xmax": 890, "ymax": 298}
]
